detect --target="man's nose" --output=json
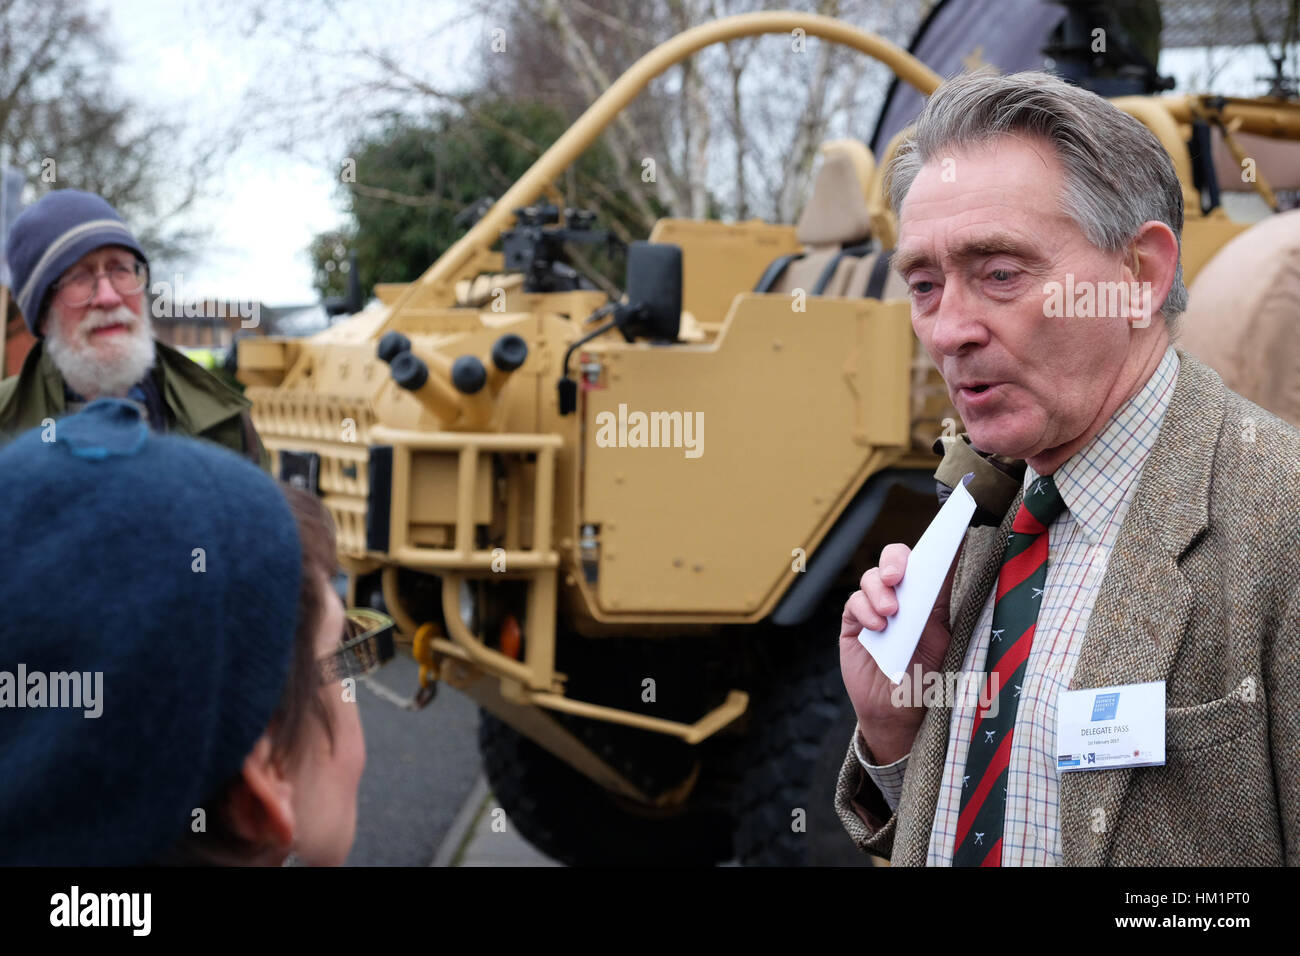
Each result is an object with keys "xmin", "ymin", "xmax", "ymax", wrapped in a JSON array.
[
  {"xmin": 928, "ymin": 281, "xmax": 990, "ymax": 356},
  {"xmin": 89, "ymin": 272, "xmax": 126, "ymax": 309}
]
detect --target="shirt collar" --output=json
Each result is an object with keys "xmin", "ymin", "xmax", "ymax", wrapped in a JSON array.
[{"xmin": 1026, "ymin": 346, "xmax": 1180, "ymax": 546}]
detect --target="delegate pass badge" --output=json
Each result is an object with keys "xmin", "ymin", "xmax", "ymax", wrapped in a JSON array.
[{"xmin": 1056, "ymin": 680, "xmax": 1166, "ymax": 772}]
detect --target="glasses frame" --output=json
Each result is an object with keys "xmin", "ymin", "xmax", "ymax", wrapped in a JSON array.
[
  {"xmin": 52, "ymin": 259, "xmax": 149, "ymax": 308},
  {"xmin": 317, "ymin": 608, "xmax": 397, "ymax": 685}
]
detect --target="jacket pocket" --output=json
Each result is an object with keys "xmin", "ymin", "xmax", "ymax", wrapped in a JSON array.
[{"xmin": 1165, "ymin": 691, "xmax": 1262, "ymax": 752}]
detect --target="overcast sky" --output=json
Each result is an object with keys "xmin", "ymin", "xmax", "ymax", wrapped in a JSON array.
[
  {"xmin": 104, "ymin": 0, "xmax": 483, "ymax": 307},
  {"xmin": 97, "ymin": 1, "xmax": 1288, "ymax": 309}
]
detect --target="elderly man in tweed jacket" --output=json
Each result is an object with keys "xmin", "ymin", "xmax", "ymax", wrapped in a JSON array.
[{"xmin": 836, "ymin": 70, "xmax": 1299, "ymax": 866}]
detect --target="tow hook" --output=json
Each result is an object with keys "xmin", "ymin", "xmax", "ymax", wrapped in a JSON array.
[{"xmin": 411, "ymin": 622, "xmax": 441, "ymax": 709}]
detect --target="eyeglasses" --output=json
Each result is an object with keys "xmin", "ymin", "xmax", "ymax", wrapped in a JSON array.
[
  {"xmin": 317, "ymin": 608, "xmax": 397, "ymax": 685},
  {"xmin": 52, "ymin": 260, "xmax": 148, "ymax": 308}
]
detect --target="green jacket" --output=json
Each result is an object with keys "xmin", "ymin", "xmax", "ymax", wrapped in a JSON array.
[{"xmin": 0, "ymin": 339, "xmax": 269, "ymax": 470}]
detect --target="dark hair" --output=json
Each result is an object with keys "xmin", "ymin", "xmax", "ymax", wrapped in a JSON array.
[
  {"xmin": 271, "ymin": 484, "xmax": 339, "ymax": 762},
  {"xmin": 152, "ymin": 483, "xmax": 340, "ymax": 865}
]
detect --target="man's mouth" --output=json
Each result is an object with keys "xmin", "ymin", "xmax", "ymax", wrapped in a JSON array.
[
  {"xmin": 86, "ymin": 322, "xmax": 132, "ymax": 339},
  {"xmin": 956, "ymin": 382, "xmax": 1005, "ymax": 404}
]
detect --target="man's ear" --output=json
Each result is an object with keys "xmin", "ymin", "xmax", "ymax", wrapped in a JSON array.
[
  {"xmin": 1126, "ymin": 220, "xmax": 1180, "ymax": 319},
  {"xmin": 226, "ymin": 733, "xmax": 296, "ymax": 855}
]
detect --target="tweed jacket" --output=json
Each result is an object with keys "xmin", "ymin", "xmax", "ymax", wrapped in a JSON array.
[{"xmin": 836, "ymin": 350, "xmax": 1300, "ymax": 865}]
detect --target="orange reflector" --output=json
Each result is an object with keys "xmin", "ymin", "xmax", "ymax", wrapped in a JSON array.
[{"xmin": 500, "ymin": 614, "xmax": 522, "ymax": 660}]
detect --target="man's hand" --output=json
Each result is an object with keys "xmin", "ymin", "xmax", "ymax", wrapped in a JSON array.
[{"xmin": 839, "ymin": 542, "xmax": 961, "ymax": 766}]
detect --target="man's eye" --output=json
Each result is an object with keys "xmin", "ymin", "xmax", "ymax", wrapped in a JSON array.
[
  {"xmin": 911, "ymin": 281, "xmax": 935, "ymax": 295},
  {"xmin": 989, "ymin": 269, "xmax": 1015, "ymax": 281}
]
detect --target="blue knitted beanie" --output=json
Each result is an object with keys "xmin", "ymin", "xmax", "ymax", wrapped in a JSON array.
[
  {"xmin": 0, "ymin": 399, "xmax": 302, "ymax": 865},
  {"xmin": 4, "ymin": 189, "xmax": 149, "ymax": 336}
]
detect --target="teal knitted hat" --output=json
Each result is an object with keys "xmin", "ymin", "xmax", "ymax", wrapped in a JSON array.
[{"xmin": 0, "ymin": 399, "xmax": 302, "ymax": 865}]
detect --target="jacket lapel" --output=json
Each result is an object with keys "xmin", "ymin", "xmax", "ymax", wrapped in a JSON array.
[
  {"xmin": 1060, "ymin": 350, "xmax": 1221, "ymax": 865},
  {"xmin": 893, "ymin": 501, "xmax": 1021, "ymax": 865}
]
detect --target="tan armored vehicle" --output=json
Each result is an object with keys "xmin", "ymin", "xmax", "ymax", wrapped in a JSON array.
[{"xmin": 238, "ymin": 11, "xmax": 1300, "ymax": 863}]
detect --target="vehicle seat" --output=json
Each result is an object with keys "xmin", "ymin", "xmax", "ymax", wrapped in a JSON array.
[
  {"xmin": 755, "ymin": 139, "xmax": 939, "ymax": 452},
  {"xmin": 838, "ymin": 245, "xmax": 908, "ymax": 300},
  {"xmin": 756, "ymin": 141, "xmax": 877, "ymax": 296}
]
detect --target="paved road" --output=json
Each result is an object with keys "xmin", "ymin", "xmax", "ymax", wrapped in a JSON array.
[
  {"xmin": 449, "ymin": 785, "xmax": 561, "ymax": 866},
  {"xmin": 339, "ymin": 636, "xmax": 865, "ymax": 867},
  {"xmin": 345, "ymin": 649, "xmax": 483, "ymax": 866}
]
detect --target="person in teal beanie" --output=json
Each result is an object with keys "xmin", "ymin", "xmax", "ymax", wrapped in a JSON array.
[{"xmin": 0, "ymin": 399, "xmax": 390, "ymax": 865}]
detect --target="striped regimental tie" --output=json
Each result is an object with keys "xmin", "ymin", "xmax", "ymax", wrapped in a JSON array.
[{"xmin": 952, "ymin": 474, "xmax": 1067, "ymax": 867}]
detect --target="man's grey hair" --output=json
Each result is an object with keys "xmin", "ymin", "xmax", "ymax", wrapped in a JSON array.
[{"xmin": 885, "ymin": 69, "xmax": 1188, "ymax": 324}]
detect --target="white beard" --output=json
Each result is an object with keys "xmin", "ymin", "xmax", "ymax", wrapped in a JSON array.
[{"xmin": 44, "ymin": 304, "xmax": 157, "ymax": 400}]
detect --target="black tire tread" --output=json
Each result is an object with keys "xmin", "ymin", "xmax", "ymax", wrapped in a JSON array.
[
  {"xmin": 732, "ymin": 635, "xmax": 868, "ymax": 866},
  {"xmin": 478, "ymin": 711, "xmax": 732, "ymax": 866}
]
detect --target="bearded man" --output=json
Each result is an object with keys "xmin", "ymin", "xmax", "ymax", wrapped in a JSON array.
[{"xmin": 0, "ymin": 189, "xmax": 266, "ymax": 466}]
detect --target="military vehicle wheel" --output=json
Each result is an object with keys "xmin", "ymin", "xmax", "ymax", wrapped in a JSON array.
[
  {"xmin": 478, "ymin": 711, "xmax": 735, "ymax": 866},
  {"xmin": 732, "ymin": 631, "xmax": 873, "ymax": 866}
]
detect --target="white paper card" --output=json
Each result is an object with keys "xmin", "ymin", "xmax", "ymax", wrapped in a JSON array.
[
  {"xmin": 857, "ymin": 474, "xmax": 977, "ymax": 684},
  {"xmin": 1056, "ymin": 680, "xmax": 1166, "ymax": 772}
]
